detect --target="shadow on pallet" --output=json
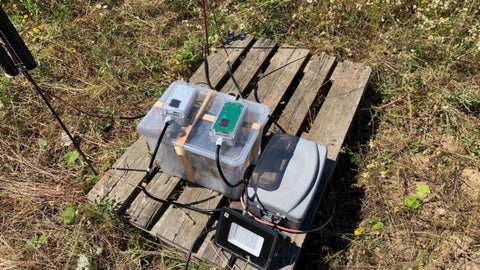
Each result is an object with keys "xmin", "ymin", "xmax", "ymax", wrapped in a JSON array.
[{"xmin": 297, "ymin": 78, "xmax": 383, "ymax": 269}]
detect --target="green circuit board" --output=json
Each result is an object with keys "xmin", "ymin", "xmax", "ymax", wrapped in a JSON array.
[{"xmin": 213, "ymin": 102, "xmax": 245, "ymax": 134}]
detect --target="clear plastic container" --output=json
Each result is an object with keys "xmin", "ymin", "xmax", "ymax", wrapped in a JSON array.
[{"xmin": 137, "ymin": 81, "xmax": 269, "ymax": 199}]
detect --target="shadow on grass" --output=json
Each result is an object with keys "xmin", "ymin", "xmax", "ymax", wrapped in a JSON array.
[{"xmin": 296, "ymin": 77, "xmax": 384, "ymax": 269}]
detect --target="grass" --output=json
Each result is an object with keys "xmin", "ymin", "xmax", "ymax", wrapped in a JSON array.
[{"xmin": 1, "ymin": 0, "xmax": 479, "ymax": 269}]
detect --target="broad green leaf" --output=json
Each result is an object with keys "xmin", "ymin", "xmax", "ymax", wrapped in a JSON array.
[
  {"xmin": 38, "ymin": 138, "xmax": 47, "ymax": 149},
  {"xmin": 387, "ymin": 200, "xmax": 394, "ymax": 208},
  {"xmin": 403, "ymin": 195, "xmax": 421, "ymax": 209},
  {"xmin": 371, "ymin": 217, "xmax": 381, "ymax": 223},
  {"xmin": 62, "ymin": 151, "xmax": 80, "ymax": 165},
  {"xmin": 26, "ymin": 234, "xmax": 47, "ymax": 250},
  {"xmin": 368, "ymin": 217, "xmax": 384, "ymax": 230},
  {"xmin": 62, "ymin": 206, "xmax": 76, "ymax": 225},
  {"xmin": 416, "ymin": 184, "xmax": 431, "ymax": 199},
  {"xmin": 372, "ymin": 221, "xmax": 384, "ymax": 230}
]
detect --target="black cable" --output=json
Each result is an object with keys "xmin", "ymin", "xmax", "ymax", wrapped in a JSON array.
[
  {"xmin": 200, "ymin": 0, "xmax": 243, "ymax": 98},
  {"xmin": 203, "ymin": 54, "xmax": 215, "ymax": 90},
  {"xmin": 242, "ymin": 165, "xmax": 255, "ymax": 215},
  {"xmin": 271, "ymin": 117, "xmax": 287, "ymax": 134},
  {"xmin": 23, "ymin": 71, "xmax": 98, "ymax": 175},
  {"xmin": 253, "ymin": 83, "xmax": 261, "ymax": 103},
  {"xmin": 146, "ymin": 122, "xmax": 170, "ymax": 174},
  {"xmin": 0, "ymin": 8, "xmax": 96, "ymax": 175},
  {"xmin": 139, "ymin": 120, "xmax": 222, "ymax": 215},
  {"xmin": 215, "ymin": 143, "xmax": 243, "ymax": 188},
  {"xmin": 184, "ymin": 226, "xmax": 217, "ymax": 270},
  {"xmin": 28, "ymin": 82, "xmax": 145, "ymax": 120},
  {"xmin": 141, "ymin": 186, "xmax": 222, "ymax": 215}
]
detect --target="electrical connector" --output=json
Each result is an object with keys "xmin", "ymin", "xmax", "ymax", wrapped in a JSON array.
[{"xmin": 164, "ymin": 116, "xmax": 172, "ymax": 125}]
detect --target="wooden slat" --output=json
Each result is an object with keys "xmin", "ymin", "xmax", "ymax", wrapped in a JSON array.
[
  {"xmin": 304, "ymin": 61, "xmax": 372, "ymax": 154},
  {"xmin": 126, "ymin": 173, "xmax": 181, "ymax": 230},
  {"xmin": 189, "ymin": 34, "xmax": 255, "ymax": 88},
  {"xmin": 195, "ymin": 221, "xmax": 232, "ymax": 268},
  {"xmin": 221, "ymin": 37, "xmax": 277, "ymax": 95},
  {"xmin": 150, "ymin": 186, "xmax": 223, "ymax": 251},
  {"xmin": 87, "ymin": 137, "xmax": 149, "ymax": 213},
  {"xmin": 248, "ymin": 46, "xmax": 310, "ymax": 114},
  {"xmin": 279, "ymin": 61, "xmax": 372, "ymax": 270},
  {"xmin": 277, "ymin": 53, "xmax": 336, "ymax": 135}
]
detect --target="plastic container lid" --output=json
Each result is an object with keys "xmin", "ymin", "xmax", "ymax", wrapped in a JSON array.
[{"xmin": 247, "ymin": 133, "xmax": 328, "ymax": 223}]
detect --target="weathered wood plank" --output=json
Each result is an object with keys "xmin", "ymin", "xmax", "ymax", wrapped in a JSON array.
[
  {"xmin": 195, "ymin": 203, "xmax": 245, "ymax": 267},
  {"xmin": 126, "ymin": 173, "xmax": 181, "ymax": 230},
  {"xmin": 222, "ymin": 37, "xmax": 277, "ymax": 95},
  {"xmin": 279, "ymin": 61, "xmax": 372, "ymax": 270},
  {"xmin": 189, "ymin": 34, "xmax": 255, "ymax": 89},
  {"xmin": 277, "ymin": 53, "xmax": 336, "ymax": 135},
  {"xmin": 248, "ymin": 46, "xmax": 310, "ymax": 114},
  {"xmin": 87, "ymin": 136, "xmax": 149, "ymax": 213},
  {"xmin": 151, "ymin": 186, "xmax": 223, "ymax": 251},
  {"xmin": 194, "ymin": 221, "xmax": 232, "ymax": 268},
  {"xmin": 304, "ymin": 61, "xmax": 372, "ymax": 155}
]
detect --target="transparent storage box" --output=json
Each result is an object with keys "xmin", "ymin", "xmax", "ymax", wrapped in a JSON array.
[{"xmin": 137, "ymin": 81, "xmax": 269, "ymax": 199}]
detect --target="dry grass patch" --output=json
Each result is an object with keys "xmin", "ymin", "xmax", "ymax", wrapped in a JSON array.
[{"xmin": 1, "ymin": 0, "xmax": 479, "ymax": 269}]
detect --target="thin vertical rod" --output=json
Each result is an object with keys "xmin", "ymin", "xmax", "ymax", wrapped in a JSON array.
[{"xmin": 201, "ymin": 0, "xmax": 210, "ymax": 55}]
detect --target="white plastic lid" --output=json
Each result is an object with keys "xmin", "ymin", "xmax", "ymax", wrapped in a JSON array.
[{"xmin": 248, "ymin": 133, "xmax": 327, "ymax": 221}]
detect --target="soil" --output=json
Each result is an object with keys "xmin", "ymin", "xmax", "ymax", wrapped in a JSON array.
[{"xmin": 461, "ymin": 168, "xmax": 480, "ymax": 201}]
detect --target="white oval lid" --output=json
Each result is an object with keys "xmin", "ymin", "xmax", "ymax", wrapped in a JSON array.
[{"xmin": 249, "ymin": 133, "xmax": 326, "ymax": 220}]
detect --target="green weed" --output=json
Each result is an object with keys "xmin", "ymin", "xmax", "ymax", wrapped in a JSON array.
[
  {"xmin": 62, "ymin": 205, "xmax": 77, "ymax": 225},
  {"xmin": 177, "ymin": 36, "xmax": 203, "ymax": 69},
  {"xmin": 368, "ymin": 217, "xmax": 384, "ymax": 230},
  {"xmin": 26, "ymin": 234, "xmax": 47, "ymax": 250}
]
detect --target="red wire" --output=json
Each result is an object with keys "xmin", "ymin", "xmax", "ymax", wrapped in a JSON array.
[
  {"xmin": 240, "ymin": 186, "xmax": 334, "ymax": 234},
  {"xmin": 201, "ymin": 0, "xmax": 210, "ymax": 55}
]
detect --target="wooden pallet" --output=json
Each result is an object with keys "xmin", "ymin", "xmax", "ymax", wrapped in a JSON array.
[{"xmin": 87, "ymin": 33, "xmax": 371, "ymax": 269}]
